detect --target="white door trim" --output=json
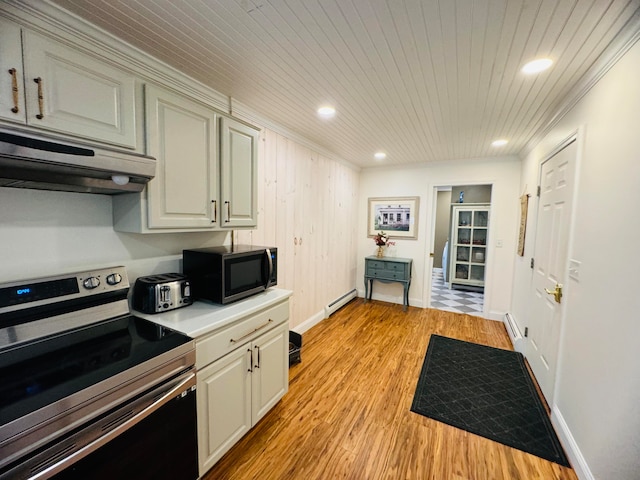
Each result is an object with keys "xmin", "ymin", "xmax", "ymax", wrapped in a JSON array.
[{"xmin": 527, "ymin": 126, "xmax": 584, "ymax": 406}]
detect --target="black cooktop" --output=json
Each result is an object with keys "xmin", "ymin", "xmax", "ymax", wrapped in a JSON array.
[{"xmin": 0, "ymin": 315, "xmax": 191, "ymax": 428}]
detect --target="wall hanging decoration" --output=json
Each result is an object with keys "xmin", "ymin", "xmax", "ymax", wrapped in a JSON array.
[
  {"xmin": 517, "ymin": 193, "xmax": 530, "ymax": 256},
  {"xmin": 368, "ymin": 197, "xmax": 419, "ymax": 239}
]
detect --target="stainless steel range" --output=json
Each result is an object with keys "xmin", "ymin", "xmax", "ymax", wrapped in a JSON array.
[{"xmin": 0, "ymin": 266, "xmax": 198, "ymax": 480}]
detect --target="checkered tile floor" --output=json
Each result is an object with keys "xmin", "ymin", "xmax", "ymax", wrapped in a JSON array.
[{"xmin": 430, "ymin": 267, "xmax": 484, "ymax": 315}]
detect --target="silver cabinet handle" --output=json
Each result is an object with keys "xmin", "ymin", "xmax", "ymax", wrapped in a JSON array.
[
  {"xmin": 211, "ymin": 199, "xmax": 217, "ymax": 223},
  {"xmin": 224, "ymin": 200, "xmax": 231, "ymax": 223}
]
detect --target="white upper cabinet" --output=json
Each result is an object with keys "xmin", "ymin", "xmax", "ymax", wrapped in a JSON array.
[
  {"xmin": 0, "ymin": 17, "xmax": 137, "ymax": 149},
  {"xmin": 220, "ymin": 117, "xmax": 258, "ymax": 228},
  {"xmin": 0, "ymin": 19, "xmax": 26, "ymax": 124},
  {"xmin": 113, "ymin": 87, "xmax": 259, "ymax": 233},
  {"xmin": 20, "ymin": 30, "xmax": 137, "ymax": 149},
  {"xmin": 145, "ymin": 84, "xmax": 217, "ymax": 229}
]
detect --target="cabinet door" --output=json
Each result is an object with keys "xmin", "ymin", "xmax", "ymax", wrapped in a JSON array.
[
  {"xmin": 197, "ymin": 346, "xmax": 252, "ymax": 475},
  {"xmin": 219, "ymin": 117, "xmax": 258, "ymax": 228},
  {"xmin": 21, "ymin": 30, "xmax": 137, "ymax": 148},
  {"xmin": 251, "ymin": 322, "xmax": 289, "ymax": 423},
  {"xmin": 145, "ymin": 84, "xmax": 218, "ymax": 228},
  {"xmin": 0, "ymin": 19, "xmax": 26, "ymax": 124},
  {"xmin": 450, "ymin": 206, "xmax": 489, "ymax": 287}
]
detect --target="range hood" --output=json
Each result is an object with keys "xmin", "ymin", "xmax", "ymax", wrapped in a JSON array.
[{"xmin": 0, "ymin": 131, "xmax": 156, "ymax": 195}]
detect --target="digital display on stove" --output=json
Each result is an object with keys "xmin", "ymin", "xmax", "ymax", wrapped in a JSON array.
[{"xmin": 0, "ymin": 278, "xmax": 79, "ymax": 307}]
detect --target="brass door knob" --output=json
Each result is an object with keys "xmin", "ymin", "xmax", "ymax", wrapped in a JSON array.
[{"xmin": 544, "ymin": 283, "xmax": 563, "ymax": 303}]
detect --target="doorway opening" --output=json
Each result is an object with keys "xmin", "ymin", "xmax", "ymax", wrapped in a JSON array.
[{"xmin": 429, "ymin": 184, "xmax": 492, "ymax": 315}]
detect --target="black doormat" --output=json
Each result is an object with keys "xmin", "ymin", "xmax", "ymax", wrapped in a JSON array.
[{"xmin": 410, "ymin": 335, "xmax": 569, "ymax": 467}]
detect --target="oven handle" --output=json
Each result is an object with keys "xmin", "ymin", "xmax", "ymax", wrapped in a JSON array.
[{"xmin": 31, "ymin": 372, "xmax": 196, "ymax": 480}]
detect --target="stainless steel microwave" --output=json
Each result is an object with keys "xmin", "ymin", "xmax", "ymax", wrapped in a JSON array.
[{"xmin": 182, "ymin": 245, "xmax": 277, "ymax": 304}]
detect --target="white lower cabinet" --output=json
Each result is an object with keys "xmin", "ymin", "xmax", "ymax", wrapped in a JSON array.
[
  {"xmin": 197, "ymin": 344, "xmax": 251, "ymax": 473},
  {"xmin": 195, "ymin": 301, "xmax": 289, "ymax": 476}
]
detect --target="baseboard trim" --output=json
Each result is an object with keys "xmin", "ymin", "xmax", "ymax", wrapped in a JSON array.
[
  {"xmin": 356, "ymin": 289, "xmax": 424, "ymax": 308},
  {"xmin": 324, "ymin": 289, "xmax": 357, "ymax": 318},
  {"xmin": 291, "ymin": 309, "xmax": 325, "ymax": 335},
  {"xmin": 551, "ymin": 405, "xmax": 593, "ymax": 480},
  {"xmin": 485, "ymin": 311, "xmax": 504, "ymax": 321}
]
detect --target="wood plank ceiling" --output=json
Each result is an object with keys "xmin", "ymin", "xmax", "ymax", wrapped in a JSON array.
[{"xmin": 48, "ymin": 0, "xmax": 640, "ymax": 167}]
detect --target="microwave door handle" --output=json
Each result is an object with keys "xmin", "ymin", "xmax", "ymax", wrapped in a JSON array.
[{"xmin": 264, "ymin": 248, "xmax": 273, "ymax": 288}]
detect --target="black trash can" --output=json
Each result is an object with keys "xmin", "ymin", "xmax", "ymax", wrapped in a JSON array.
[{"xmin": 289, "ymin": 331, "xmax": 302, "ymax": 366}]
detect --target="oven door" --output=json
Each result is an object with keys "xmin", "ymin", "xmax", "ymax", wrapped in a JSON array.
[{"xmin": 2, "ymin": 372, "xmax": 198, "ymax": 480}]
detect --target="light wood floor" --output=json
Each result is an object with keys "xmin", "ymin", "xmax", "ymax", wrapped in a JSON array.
[{"xmin": 203, "ymin": 299, "xmax": 578, "ymax": 480}]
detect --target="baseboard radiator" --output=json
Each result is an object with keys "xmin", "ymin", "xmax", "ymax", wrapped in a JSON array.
[
  {"xmin": 504, "ymin": 312, "xmax": 523, "ymax": 345},
  {"xmin": 324, "ymin": 289, "xmax": 357, "ymax": 318}
]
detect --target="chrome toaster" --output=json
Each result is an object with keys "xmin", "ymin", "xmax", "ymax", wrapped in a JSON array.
[{"xmin": 132, "ymin": 273, "xmax": 193, "ymax": 314}]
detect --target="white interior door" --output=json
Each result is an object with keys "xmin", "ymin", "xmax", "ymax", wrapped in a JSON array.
[{"xmin": 527, "ymin": 138, "xmax": 577, "ymax": 402}]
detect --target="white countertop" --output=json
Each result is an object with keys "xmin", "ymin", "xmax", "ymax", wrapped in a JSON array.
[{"xmin": 134, "ymin": 288, "xmax": 293, "ymax": 338}]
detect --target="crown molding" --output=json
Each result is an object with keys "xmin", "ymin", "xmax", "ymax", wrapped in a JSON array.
[{"xmin": 521, "ymin": 7, "xmax": 640, "ymax": 158}]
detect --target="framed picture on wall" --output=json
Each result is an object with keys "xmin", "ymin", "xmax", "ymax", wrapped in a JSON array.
[{"xmin": 367, "ymin": 197, "xmax": 419, "ymax": 239}]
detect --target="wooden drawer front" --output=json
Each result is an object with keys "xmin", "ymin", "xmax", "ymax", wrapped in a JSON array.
[
  {"xmin": 196, "ymin": 301, "xmax": 289, "ymax": 369},
  {"xmin": 384, "ymin": 262, "xmax": 406, "ymax": 275},
  {"xmin": 368, "ymin": 267, "xmax": 404, "ymax": 281},
  {"xmin": 367, "ymin": 260, "xmax": 407, "ymax": 279},
  {"xmin": 366, "ymin": 259, "xmax": 387, "ymax": 270}
]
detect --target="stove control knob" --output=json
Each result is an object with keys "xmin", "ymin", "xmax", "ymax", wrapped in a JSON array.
[
  {"xmin": 106, "ymin": 273, "xmax": 122, "ymax": 285},
  {"xmin": 83, "ymin": 277, "xmax": 100, "ymax": 289}
]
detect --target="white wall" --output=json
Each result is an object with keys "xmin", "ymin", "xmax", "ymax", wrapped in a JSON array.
[
  {"xmin": 357, "ymin": 157, "xmax": 521, "ymax": 319},
  {"xmin": 511, "ymin": 39, "xmax": 640, "ymax": 480},
  {"xmin": 0, "ymin": 188, "xmax": 228, "ymax": 283}
]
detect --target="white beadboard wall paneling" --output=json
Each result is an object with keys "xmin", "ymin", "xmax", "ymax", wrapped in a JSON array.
[
  {"xmin": 32, "ymin": 0, "xmax": 640, "ymax": 168},
  {"xmin": 237, "ymin": 128, "xmax": 359, "ymax": 329}
]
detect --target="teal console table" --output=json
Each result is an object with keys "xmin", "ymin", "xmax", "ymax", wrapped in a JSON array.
[{"xmin": 364, "ymin": 256, "xmax": 413, "ymax": 311}]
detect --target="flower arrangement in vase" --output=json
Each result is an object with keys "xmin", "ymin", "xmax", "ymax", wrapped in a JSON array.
[{"xmin": 373, "ymin": 231, "xmax": 388, "ymax": 257}]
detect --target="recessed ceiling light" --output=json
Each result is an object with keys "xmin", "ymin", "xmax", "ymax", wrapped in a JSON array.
[
  {"xmin": 521, "ymin": 58, "xmax": 553, "ymax": 74},
  {"xmin": 317, "ymin": 106, "xmax": 336, "ymax": 118},
  {"xmin": 374, "ymin": 152, "xmax": 386, "ymax": 160},
  {"xmin": 492, "ymin": 139, "xmax": 508, "ymax": 147}
]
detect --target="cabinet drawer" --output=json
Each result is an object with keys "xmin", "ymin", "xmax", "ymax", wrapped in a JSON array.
[
  {"xmin": 384, "ymin": 262, "xmax": 406, "ymax": 274},
  {"xmin": 196, "ymin": 301, "xmax": 289, "ymax": 369},
  {"xmin": 367, "ymin": 263, "xmax": 407, "ymax": 278},
  {"xmin": 366, "ymin": 259, "xmax": 387, "ymax": 270},
  {"xmin": 368, "ymin": 268, "xmax": 405, "ymax": 281}
]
